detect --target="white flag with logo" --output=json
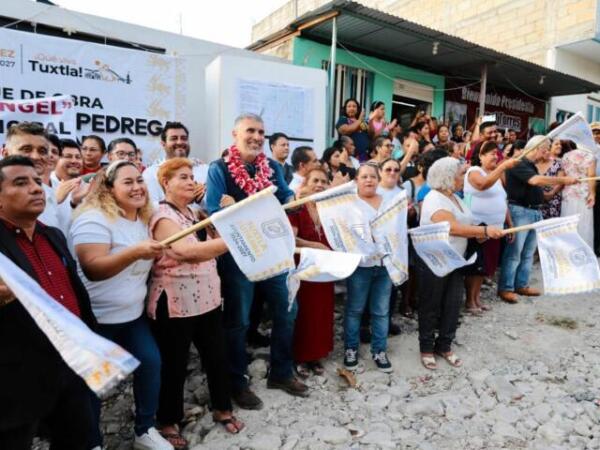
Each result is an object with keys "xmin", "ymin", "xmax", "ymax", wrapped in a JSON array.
[
  {"xmin": 547, "ymin": 112, "xmax": 597, "ymax": 153},
  {"xmin": 211, "ymin": 185, "xmax": 295, "ymax": 281},
  {"xmin": 286, "ymin": 248, "xmax": 361, "ymax": 307},
  {"xmin": 409, "ymin": 222, "xmax": 476, "ymax": 277},
  {"xmin": 0, "ymin": 95, "xmax": 76, "ymax": 139},
  {"xmin": 314, "ymin": 182, "xmax": 381, "ymax": 264},
  {"xmin": 535, "ymin": 215, "xmax": 600, "ymax": 295},
  {"xmin": 371, "ymin": 190, "xmax": 409, "ymax": 285},
  {"xmin": 0, "ymin": 252, "xmax": 139, "ymax": 396}
]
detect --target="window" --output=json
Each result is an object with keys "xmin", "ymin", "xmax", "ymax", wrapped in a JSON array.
[
  {"xmin": 322, "ymin": 61, "xmax": 374, "ymax": 139},
  {"xmin": 588, "ymin": 104, "xmax": 594, "ymax": 122}
]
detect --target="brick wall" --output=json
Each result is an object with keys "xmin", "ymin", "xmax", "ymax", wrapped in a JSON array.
[{"xmin": 252, "ymin": 0, "xmax": 598, "ymax": 67}]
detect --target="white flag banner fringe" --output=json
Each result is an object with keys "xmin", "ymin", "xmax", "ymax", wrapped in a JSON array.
[
  {"xmin": 371, "ymin": 190, "xmax": 409, "ymax": 285},
  {"xmin": 303, "ymin": 180, "xmax": 356, "ymax": 202},
  {"xmin": 211, "ymin": 186, "xmax": 295, "ymax": 282},
  {"xmin": 0, "ymin": 252, "xmax": 139, "ymax": 396},
  {"xmin": 547, "ymin": 112, "xmax": 597, "ymax": 153},
  {"xmin": 286, "ymin": 248, "xmax": 362, "ymax": 308},
  {"xmin": 535, "ymin": 215, "xmax": 600, "ymax": 295},
  {"xmin": 315, "ymin": 183, "xmax": 381, "ymax": 264},
  {"xmin": 408, "ymin": 222, "xmax": 477, "ymax": 277}
]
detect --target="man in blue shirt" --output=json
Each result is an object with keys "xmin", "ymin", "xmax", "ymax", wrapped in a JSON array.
[{"xmin": 205, "ymin": 113, "xmax": 307, "ymax": 410}]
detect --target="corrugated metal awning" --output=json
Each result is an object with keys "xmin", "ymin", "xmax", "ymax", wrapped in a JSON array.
[{"xmin": 249, "ymin": 0, "xmax": 600, "ymax": 98}]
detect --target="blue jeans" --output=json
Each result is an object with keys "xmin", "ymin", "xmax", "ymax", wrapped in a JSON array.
[
  {"xmin": 498, "ymin": 204, "xmax": 542, "ymax": 292},
  {"xmin": 218, "ymin": 253, "xmax": 297, "ymax": 392},
  {"xmin": 344, "ymin": 266, "xmax": 392, "ymax": 354},
  {"xmin": 89, "ymin": 315, "xmax": 161, "ymax": 447}
]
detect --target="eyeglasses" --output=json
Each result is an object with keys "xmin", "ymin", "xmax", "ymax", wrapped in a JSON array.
[{"xmin": 114, "ymin": 151, "xmax": 136, "ymax": 158}]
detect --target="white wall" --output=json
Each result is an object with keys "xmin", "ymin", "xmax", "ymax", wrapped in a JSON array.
[
  {"xmin": 1, "ymin": 0, "xmax": 283, "ymax": 161},
  {"xmin": 205, "ymin": 54, "xmax": 328, "ymax": 159}
]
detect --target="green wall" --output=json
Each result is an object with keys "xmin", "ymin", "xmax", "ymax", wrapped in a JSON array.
[{"xmin": 292, "ymin": 37, "xmax": 445, "ymax": 120}]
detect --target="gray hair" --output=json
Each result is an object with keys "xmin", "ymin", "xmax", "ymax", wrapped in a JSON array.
[
  {"xmin": 525, "ymin": 135, "xmax": 550, "ymax": 150},
  {"xmin": 427, "ymin": 156, "xmax": 462, "ymax": 191},
  {"xmin": 234, "ymin": 113, "xmax": 264, "ymax": 129}
]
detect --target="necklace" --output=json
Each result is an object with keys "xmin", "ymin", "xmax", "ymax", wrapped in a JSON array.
[{"xmin": 226, "ymin": 145, "xmax": 273, "ymax": 195}]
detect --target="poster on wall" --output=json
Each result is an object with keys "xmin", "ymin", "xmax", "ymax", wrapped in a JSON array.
[
  {"xmin": 445, "ymin": 101, "xmax": 467, "ymax": 128},
  {"xmin": 236, "ymin": 79, "xmax": 314, "ymax": 155},
  {"xmin": 0, "ymin": 28, "xmax": 186, "ymax": 163}
]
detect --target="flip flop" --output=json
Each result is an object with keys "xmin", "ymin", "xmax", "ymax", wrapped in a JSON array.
[
  {"xmin": 435, "ymin": 351, "xmax": 463, "ymax": 368},
  {"xmin": 215, "ymin": 416, "xmax": 245, "ymax": 434},
  {"xmin": 421, "ymin": 354, "xmax": 437, "ymax": 370},
  {"xmin": 479, "ymin": 304, "xmax": 492, "ymax": 311},
  {"xmin": 465, "ymin": 307, "xmax": 483, "ymax": 316},
  {"xmin": 158, "ymin": 429, "xmax": 188, "ymax": 449},
  {"xmin": 308, "ymin": 361, "xmax": 325, "ymax": 376}
]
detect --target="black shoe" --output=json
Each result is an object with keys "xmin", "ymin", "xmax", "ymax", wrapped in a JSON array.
[
  {"xmin": 389, "ymin": 321, "xmax": 401, "ymax": 336},
  {"xmin": 247, "ymin": 330, "xmax": 271, "ymax": 348},
  {"xmin": 232, "ymin": 388, "xmax": 264, "ymax": 410},
  {"xmin": 372, "ymin": 351, "xmax": 393, "ymax": 373},
  {"xmin": 267, "ymin": 377, "xmax": 309, "ymax": 398},
  {"xmin": 343, "ymin": 348, "xmax": 358, "ymax": 370},
  {"xmin": 359, "ymin": 327, "xmax": 371, "ymax": 344}
]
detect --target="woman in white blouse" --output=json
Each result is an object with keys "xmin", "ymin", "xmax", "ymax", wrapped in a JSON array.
[
  {"xmin": 418, "ymin": 157, "xmax": 504, "ymax": 370},
  {"xmin": 463, "ymin": 141, "xmax": 517, "ymax": 314}
]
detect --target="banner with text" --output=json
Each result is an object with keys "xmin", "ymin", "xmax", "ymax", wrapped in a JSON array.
[
  {"xmin": 0, "ymin": 28, "xmax": 185, "ymax": 163},
  {"xmin": 0, "ymin": 95, "xmax": 76, "ymax": 138},
  {"xmin": 210, "ymin": 186, "xmax": 295, "ymax": 282}
]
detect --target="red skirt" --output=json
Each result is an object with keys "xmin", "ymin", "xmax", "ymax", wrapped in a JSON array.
[
  {"xmin": 292, "ymin": 280, "xmax": 335, "ymax": 363},
  {"xmin": 483, "ymin": 238, "xmax": 501, "ymax": 277}
]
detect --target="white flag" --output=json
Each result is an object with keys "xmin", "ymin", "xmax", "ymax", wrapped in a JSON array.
[
  {"xmin": 287, "ymin": 248, "xmax": 362, "ymax": 307},
  {"xmin": 371, "ymin": 190, "xmax": 409, "ymax": 285},
  {"xmin": 409, "ymin": 222, "xmax": 476, "ymax": 277},
  {"xmin": 0, "ymin": 95, "xmax": 76, "ymax": 139},
  {"xmin": 211, "ymin": 185, "xmax": 295, "ymax": 282},
  {"xmin": 315, "ymin": 182, "xmax": 380, "ymax": 264},
  {"xmin": 547, "ymin": 112, "xmax": 597, "ymax": 153},
  {"xmin": 0, "ymin": 252, "xmax": 139, "ymax": 396},
  {"xmin": 535, "ymin": 215, "xmax": 600, "ymax": 295}
]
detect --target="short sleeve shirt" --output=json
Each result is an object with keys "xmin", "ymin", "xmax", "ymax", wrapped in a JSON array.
[
  {"xmin": 69, "ymin": 210, "xmax": 152, "ymax": 324},
  {"xmin": 505, "ymin": 159, "xmax": 544, "ymax": 207}
]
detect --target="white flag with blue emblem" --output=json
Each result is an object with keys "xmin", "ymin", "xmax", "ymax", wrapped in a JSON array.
[
  {"xmin": 210, "ymin": 185, "xmax": 295, "ymax": 281},
  {"xmin": 0, "ymin": 252, "xmax": 139, "ymax": 396},
  {"xmin": 409, "ymin": 222, "xmax": 476, "ymax": 277},
  {"xmin": 371, "ymin": 190, "xmax": 409, "ymax": 285},
  {"xmin": 535, "ymin": 215, "xmax": 600, "ymax": 295}
]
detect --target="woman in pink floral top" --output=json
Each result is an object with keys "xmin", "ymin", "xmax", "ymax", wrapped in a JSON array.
[
  {"xmin": 148, "ymin": 158, "xmax": 244, "ymax": 448},
  {"xmin": 561, "ymin": 147, "xmax": 596, "ymax": 247}
]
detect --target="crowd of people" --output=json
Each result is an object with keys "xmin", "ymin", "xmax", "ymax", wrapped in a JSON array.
[{"xmin": 1, "ymin": 100, "xmax": 599, "ymax": 450}]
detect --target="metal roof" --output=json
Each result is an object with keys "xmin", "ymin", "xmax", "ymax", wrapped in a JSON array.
[{"xmin": 249, "ymin": 0, "xmax": 600, "ymax": 98}]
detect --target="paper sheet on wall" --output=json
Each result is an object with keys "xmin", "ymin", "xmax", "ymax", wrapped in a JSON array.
[{"xmin": 236, "ymin": 79, "xmax": 314, "ymax": 143}]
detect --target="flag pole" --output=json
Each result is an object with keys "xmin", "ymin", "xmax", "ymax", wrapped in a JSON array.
[{"xmin": 502, "ymin": 223, "xmax": 540, "ymax": 235}]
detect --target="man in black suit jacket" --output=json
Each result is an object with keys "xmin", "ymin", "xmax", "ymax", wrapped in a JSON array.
[{"xmin": 0, "ymin": 155, "xmax": 97, "ymax": 450}]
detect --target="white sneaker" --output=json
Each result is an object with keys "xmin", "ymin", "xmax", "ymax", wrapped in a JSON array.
[{"xmin": 133, "ymin": 427, "xmax": 174, "ymax": 450}]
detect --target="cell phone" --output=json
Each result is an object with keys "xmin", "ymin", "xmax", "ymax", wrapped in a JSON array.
[{"xmin": 81, "ymin": 173, "xmax": 96, "ymax": 183}]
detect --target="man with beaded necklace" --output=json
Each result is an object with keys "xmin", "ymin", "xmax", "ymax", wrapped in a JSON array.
[{"xmin": 205, "ymin": 113, "xmax": 308, "ymax": 410}]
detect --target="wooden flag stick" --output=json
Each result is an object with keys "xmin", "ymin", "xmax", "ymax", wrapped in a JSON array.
[
  {"xmin": 578, "ymin": 176, "xmax": 600, "ymax": 182},
  {"xmin": 160, "ymin": 216, "xmax": 212, "ymax": 246},
  {"xmin": 283, "ymin": 195, "xmax": 314, "ymax": 210},
  {"xmin": 501, "ymin": 223, "xmax": 539, "ymax": 235}
]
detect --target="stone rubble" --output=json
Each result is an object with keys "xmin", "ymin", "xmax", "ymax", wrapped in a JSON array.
[{"xmin": 33, "ymin": 267, "xmax": 600, "ymax": 449}]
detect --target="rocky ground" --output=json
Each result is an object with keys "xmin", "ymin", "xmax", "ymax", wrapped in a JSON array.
[{"xmin": 36, "ymin": 265, "xmax": 600, "ymax": 449}]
